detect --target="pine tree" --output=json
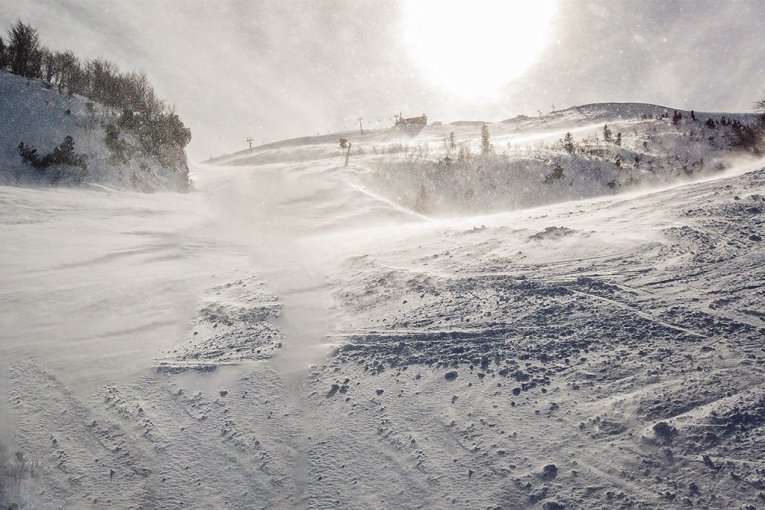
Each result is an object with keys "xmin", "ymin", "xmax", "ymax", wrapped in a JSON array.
[
  {"xmin": 562, "ymin": 132, "xmax": 575, "ymax": 153},
  {"xmin": 480, "ymin": 124, "xmax": 491, "ymax": 155},
  {"xmin": 615, "ymin": 132, "xmax": 622, "ymax": 146},
  {"xmin": 449, "ymin": 131, "xmax": 456, "ymax": 150},
  {"xmin": 0, "ymin": 36, "xmax": 6, "ymax": 69},
  {"xmin": 8, "ymin": 20, "xmax": 42, "ymax": 78},
  {"xmin": 603, "ymin": 124, "xmax": 612, "ymax": 143}
]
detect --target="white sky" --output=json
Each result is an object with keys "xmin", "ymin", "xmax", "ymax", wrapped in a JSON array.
[{"xmin": 1, "ymin": 0, "xmax": 764, "ymax": 160}]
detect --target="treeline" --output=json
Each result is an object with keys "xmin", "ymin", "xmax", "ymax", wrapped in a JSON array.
[{"xmin": 0, "ymin": 20, "xmax": 191, "ymax": 160}]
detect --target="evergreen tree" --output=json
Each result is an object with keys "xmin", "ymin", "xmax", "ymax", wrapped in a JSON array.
[
  {"xmin": 562, "ymin": 132, "xmax": 575, "ymax": 153},
  {"xmin": 615, "ymin": 132, "xmax": 622, "ymax": 146},
  {"xmin": 603, "ymin": 124, "xmax": 612, "ymax": 143},
  {"xmin": 449, "ymin": 131, "xmax": 456, "ymax": 150},
  {"xmin": 480, "ymin": 124, "xmax": 491, "ymax": 155},
  {"xmin": 0, "ymin": 36, "xmax": 7, "ymax": 69},
  {"xmin": 7, "ymin": 20, "xmax": 42, "ymax": 78}
]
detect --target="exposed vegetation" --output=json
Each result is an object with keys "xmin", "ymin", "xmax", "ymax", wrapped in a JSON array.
[
  {"xmin": 18, "ymin": 136, "xmax": 87, "ymax": 170},
  {"xmin": 0, "ymin": 440, "xmax": 38, "ymax": 509}
]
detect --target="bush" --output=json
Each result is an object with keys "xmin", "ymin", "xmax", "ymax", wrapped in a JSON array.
[
  {"xmin": 0, "ymin": 441, "xmax": 38, "ymax": 508},
  {"xmin": 104, "ymin": 123, "xmax": 131, "ymax": 163},
  {"xmin": 18, "ymin": 136, "xmax": 88, "ymax": 172},
  {"xmin": 543, "ymin": 164, "xmax": 565, "ymax": 184},
  {"xmin": 729, "ymin": 123, "xmax": 763, "ymax": 154}
]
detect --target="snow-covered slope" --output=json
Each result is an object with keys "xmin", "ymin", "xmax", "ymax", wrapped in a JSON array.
[
  {"xmin": 0, "ymin": 71, "xmax": 189, "ymax": 191},
  {"xmin": 1, "ymin": 105, "xmax": 764, "ymax": 509},
  {"xmin": 211, "ymin": 102, "xmax": 760, "ymax": 216}
]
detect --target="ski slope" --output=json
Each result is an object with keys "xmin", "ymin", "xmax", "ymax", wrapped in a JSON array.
[{"xmin": 1, "ymin": 111, "xmax": 765, "ymax": 509}]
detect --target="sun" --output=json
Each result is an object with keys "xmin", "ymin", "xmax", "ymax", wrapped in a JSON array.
[{"xmin": 402, "ymin": 0, "xmax": 558, "ymax": 99}]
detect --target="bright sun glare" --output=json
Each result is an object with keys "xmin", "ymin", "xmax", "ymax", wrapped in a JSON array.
[{"xmin": 403, "ymin": 0, "xmax": 558, "ymax": 99}]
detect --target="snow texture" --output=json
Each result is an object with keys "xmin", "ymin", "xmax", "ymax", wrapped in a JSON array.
[{"xmin": 1, "ymin": 103, "xmax": 764, "ymax": 509}]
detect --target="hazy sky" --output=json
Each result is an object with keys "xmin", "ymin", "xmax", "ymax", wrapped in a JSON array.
[{"xmin": 2, "ymin": 0, "xmax": 764, "ymax": 160}]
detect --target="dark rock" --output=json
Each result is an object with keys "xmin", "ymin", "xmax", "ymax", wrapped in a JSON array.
[
  {"xmin": 540, "ymin": 464, "xmax": 558, "ymax": 481},
  {"xmin": 445, "ymin": 371, "xmax": 458, "ymax": 381},
  {"xmin": 653, "ymin": 421, "xmax": 676, "ymax": 444}
]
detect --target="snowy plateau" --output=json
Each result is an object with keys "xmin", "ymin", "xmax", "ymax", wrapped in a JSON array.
[{"xmin": 2, "ymin": 87, "xmax": 765, "ymax": 509}]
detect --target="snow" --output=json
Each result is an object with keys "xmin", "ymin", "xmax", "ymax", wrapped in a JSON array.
[{"xmin": 2, "ymin": 105, "xmax": 765, "ymax": 509}]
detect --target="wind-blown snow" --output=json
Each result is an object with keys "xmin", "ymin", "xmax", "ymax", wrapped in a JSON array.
[{"xmin": 1, "ymin": 106, "xmax": 764, "ymax": 509}]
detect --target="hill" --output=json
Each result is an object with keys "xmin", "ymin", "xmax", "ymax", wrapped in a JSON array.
[
  {"xmin": 210, "ymin": 102, "xmax": 763, "ymax": 215},
  {"xmin": 0, "ymin": 71, "xmax": 190, "ymax": 191},
  {"xmin": 0, "ymin": 20, "xmax": 191, "ymax": 192}
]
